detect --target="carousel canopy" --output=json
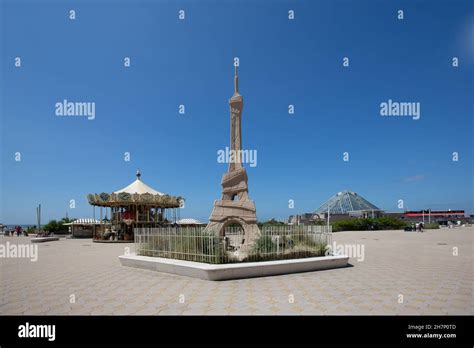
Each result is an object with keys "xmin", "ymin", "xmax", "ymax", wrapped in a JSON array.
[
  {"xmin": 114, "ymin": 176, "xmax": 164, "ymax": 196},
  {"xmin": 176, "ymin": 218, "xmax": 205, "ymax": 225},
  {"xmin": 87, "ymin": 170, "xmax": 183, "ymax": 208},
  {"xmin": 63, "ymin": 218, "xmax": 102, "ymax": 226}
]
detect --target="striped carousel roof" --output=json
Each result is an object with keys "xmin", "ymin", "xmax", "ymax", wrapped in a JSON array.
[
  {"xmin": 114, "ymin": 170, "xmax": 164, "ymax": 195},
  {"xmin": 87, "ymin": 170, "xmax": 183, "ymax": 208},
  {"xmin": 176, "ymin": 218, "xmax": 205, "ymax": 225},
  {"xmin": 64, "ymin": 218, "xmax": 102, "ymax": 225}
]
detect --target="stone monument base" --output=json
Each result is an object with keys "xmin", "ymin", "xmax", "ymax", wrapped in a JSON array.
[{"xmin": 206, "ymin": 200, "xmax": 261, "ymax": 259}]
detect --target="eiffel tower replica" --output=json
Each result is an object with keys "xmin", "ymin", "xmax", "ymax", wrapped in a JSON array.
[{"xmin": 206, "ymin": 65, "xmax": 260, "ymax": 256}]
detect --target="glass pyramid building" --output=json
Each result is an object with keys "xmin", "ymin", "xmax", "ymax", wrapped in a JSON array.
[{"xmin": 315, "ymin": 191, "xmax": 382, "ymax": 214}]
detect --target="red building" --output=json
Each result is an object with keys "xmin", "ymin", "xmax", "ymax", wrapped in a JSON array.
[{"xmin": 403, "ymin": 210, "xmax": 466, "ymax": 223}]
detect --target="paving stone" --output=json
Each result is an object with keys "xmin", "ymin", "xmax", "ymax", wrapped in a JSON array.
[{"xmin": 0, "ymin": 228, "xmax": 472, "ymax": 315}]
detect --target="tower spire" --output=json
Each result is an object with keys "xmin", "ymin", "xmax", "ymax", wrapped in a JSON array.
[{"xmin": 234, "ymin": 65, "xmax": 239, "ymax": 96}]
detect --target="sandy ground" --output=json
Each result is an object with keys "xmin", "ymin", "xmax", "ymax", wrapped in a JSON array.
[{"xmin": 0, "ymin": 227, "xmax": 472, "ymax": 315}]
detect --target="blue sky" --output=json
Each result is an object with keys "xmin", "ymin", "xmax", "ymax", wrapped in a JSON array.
[{"xmin": 1, "ymin": 0, "xmax": 473, "ymax": 224}]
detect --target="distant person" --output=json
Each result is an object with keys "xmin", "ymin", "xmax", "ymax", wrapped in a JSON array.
[{"xmin": 419, "ymin": 222, "xmax": 424, "ymax": 232}]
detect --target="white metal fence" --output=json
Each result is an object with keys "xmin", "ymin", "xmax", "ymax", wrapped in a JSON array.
[
  {"xmin": 135, "ymin": 225, "xmax": 332, "ymax": 264},
  {"xmin": 135, "ymin": 226, "xmax": 224, "ymax": 263}
]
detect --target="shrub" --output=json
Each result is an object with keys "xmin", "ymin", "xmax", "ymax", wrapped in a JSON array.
[
  {"xmin": 424, "ymin": 223, "xmax": 439, "ymax": 229},
  {"xmin": 258, "ymin": 218, "xmax": 286, "ymax": 228},
  {"xmin": 42, "ymin": 218, "xmax": 72, "ymax": 234},
  {"xmin": 26, "ymin": 226, "xmax": 37, "ymax": 235},
  {"xmin": 332, "ymin": 216, "xmax": 407, "ymax": 232},
  {"xmin": 252, "ymin": 235, "xmax": 276, "ymax": 254},
  {"xmin": 247, "ymin": 233, "xmax": 328, "ymax": 262}
]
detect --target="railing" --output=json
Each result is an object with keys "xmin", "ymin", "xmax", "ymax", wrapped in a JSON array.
[
  {"xmin": 135, "ymin": 225, "xmax": 332, "ymax": 264},
  {"xmin": 135, "ymin": 226, "xmax": 224, "ymax": 263},
  {"xmin": 247, "ymin": 225, "xmax": 332, "ymax": 261}
]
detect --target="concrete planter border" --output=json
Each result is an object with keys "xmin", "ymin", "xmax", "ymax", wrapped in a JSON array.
[
  {"xmin": 31, "ymin": 237, "xmax": 60, "ymax": 243},
  {"xmin": 119, "ymin": 253, "xmax": 349, "ymax": 280}
]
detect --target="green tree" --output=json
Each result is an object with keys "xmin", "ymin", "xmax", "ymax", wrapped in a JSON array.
[
  {"xmin": 43, "ymin": 217, "xmax": 73, "ymax": 233},
  {"xmin": 263, "ymin": 218, "xmax": 285, "ymax": 226}
]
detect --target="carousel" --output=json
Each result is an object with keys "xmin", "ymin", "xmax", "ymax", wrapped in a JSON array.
[{"xmin": 87, "ymin": 170, "xmax": 184, "ymax": 242}]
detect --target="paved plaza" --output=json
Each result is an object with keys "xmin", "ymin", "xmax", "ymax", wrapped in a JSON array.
[{"xmin": 1, "ymin": 227, "xmax": 472, "ymax": 315}]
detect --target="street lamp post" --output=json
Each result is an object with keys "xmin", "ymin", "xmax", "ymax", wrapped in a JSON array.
[{"xmin": 327, "ymin": 206, "xmax": 330, "ymax": 231}]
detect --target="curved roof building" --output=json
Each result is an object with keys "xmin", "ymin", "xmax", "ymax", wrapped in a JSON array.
[{"xmin": 315, "ymin": 191, "xmax": 381, "ymax": 214}]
